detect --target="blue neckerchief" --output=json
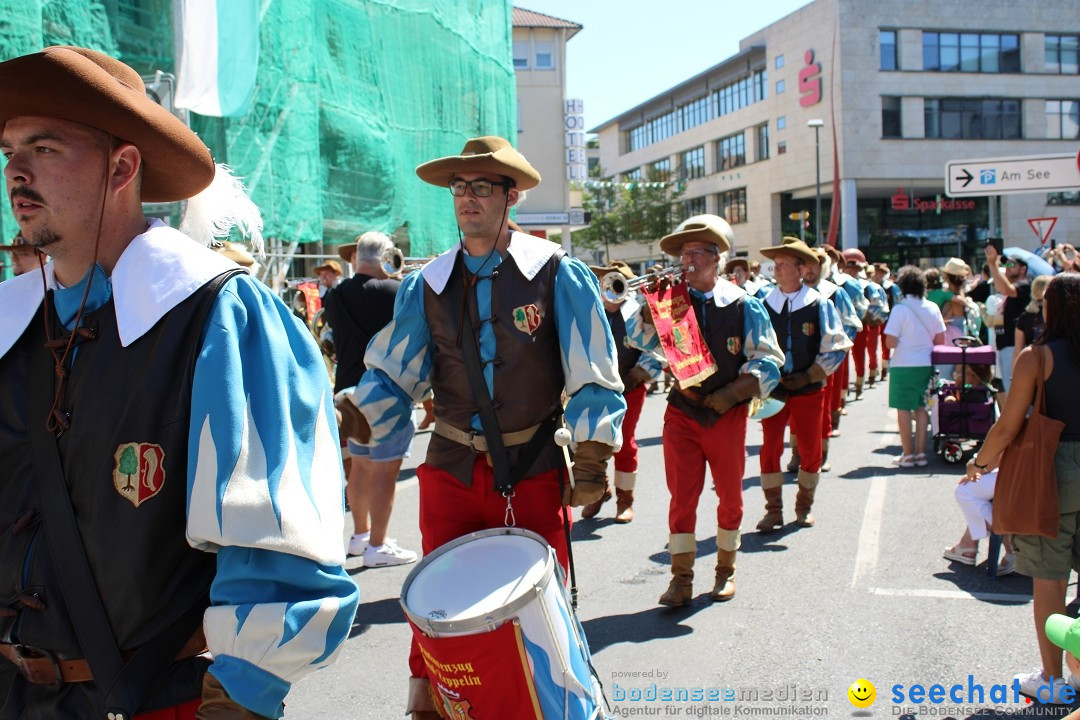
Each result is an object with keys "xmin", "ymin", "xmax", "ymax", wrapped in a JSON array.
[
  {"xmin": 780, "ymin": 290, "xmax": 800, "ymax": 373},
  {"xmin": 55, "ymin": 263, "xmax": 111, "ymax": 331},
  {"xmin": 688, "ymin": 287, "xmax": 713, "ymax": 332}
]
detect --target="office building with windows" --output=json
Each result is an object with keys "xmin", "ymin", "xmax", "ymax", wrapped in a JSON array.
[{"xmin": 590, "ymin": 0, "xmax": 1079, "ymax": 268}]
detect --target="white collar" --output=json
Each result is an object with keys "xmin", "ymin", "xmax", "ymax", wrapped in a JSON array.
[
  {"xmin": 419, "ymin": 231, "xmax": 561, "ymax": 295},
  {"xmin": 764, "ymin": 284, "xmax": 820, "ymax": 313},
  {"xmin": 814, "ymin": 277, "xmax": 838, "ymax": 300},
  {"xmin": 707, "ymin": 278, "xmax": 746, "ymax": 308},
  {"xmin": 0, "ymin": 218, "xmax": 242, "ymax": 359}
]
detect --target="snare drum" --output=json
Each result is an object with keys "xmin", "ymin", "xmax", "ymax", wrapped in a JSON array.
[{"xmin": 401, "ymin": 528, "xmax": 608, "ymax": 719}]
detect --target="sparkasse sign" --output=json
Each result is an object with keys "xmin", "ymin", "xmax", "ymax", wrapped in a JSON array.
[{"xmin": 945, "ymin": 152, "xmax": 1080, "ymax": 197}]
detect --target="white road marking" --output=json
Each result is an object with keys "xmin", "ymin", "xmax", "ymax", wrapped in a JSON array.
[
  {"xmin": 850, "ymin": 407, "xmax": 897, "ymax": 589},
  {"xmin": 871, "ymin": 587, "xmax": 1030, "ymax": 603}
]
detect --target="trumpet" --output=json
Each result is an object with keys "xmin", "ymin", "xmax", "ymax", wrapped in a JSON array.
[
  {"xmin": 381, "ymin": 247, "xmax": 431, "ymax": 276},
  {"xmin": 600, "ymin": 264, "xmax": 691, "ymax": 303}
]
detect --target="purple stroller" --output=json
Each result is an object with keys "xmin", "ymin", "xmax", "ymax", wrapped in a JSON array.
[{"xmin": 929, "ymin": 337, "xmax": 997, "ymax": 463}]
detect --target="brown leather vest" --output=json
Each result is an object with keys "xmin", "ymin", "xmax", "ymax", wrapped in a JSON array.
[{"xmin": 423, "ymin": 252, "xmax": 565, "ymax": 486}]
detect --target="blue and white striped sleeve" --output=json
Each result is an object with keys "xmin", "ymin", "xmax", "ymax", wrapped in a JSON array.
[
  {"xmin": 830, "ymin": 283, "xmax": 863, "ymax": 340},
  {"xmin": 623, "ymin": 300, "xmax": 664, "ymax": 379},
  {"xmin": 739, "ymin": 296, "xmax": 784, "ymax": 397},
  {"xmin": 187, "ymin": 274, "xmax": 359, "ymax": 719},
  {"xmin": 554, "ymin": 257, "xmax": 626, "ymax": 449},
  {"xmin": 353, "ymin": 271, "xmax": 434, "ymax": 445},
  {"xmin": 816, "ymin": 296, "xmax": 853, "ymax": 375}
]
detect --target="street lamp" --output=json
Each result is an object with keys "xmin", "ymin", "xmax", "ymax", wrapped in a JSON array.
[{"xmin": 807, "ymin": 118, "xmax": 824, "ymax": 245}]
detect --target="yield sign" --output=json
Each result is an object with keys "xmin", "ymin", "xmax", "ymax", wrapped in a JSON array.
[{"xmin": 1028, "ymin": 217, "xmax": 1058, "ymax": 244}]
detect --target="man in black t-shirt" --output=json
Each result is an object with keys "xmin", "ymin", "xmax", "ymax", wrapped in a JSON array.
[
  {"xmin": 323, "ymin": 231, "xmax": 418, "ymax": 568},
  {"xmin": 986, "ymin": 244, "xmax": 1029, "ymax": 403}
]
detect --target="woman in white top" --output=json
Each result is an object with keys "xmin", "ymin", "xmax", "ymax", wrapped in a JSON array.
[{"xmin": 883, "ymin": 266, "xmax": 946, "ymax": 467}]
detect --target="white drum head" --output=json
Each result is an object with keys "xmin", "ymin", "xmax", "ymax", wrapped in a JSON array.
[{"xmin": 404, "ymin": 530, "xmax": 551, "ymax": 626}]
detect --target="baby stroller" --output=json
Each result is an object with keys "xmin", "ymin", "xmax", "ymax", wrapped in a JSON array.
[{"xmin": 929, "ymin": 336, "xmax": 997, "ymax": 463}]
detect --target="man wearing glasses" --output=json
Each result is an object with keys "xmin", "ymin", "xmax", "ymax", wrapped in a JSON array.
[
  {"xmin": 342, "ymin": 136, "xmax": 625, "ymax": 719},
  {"xmin": 652, "ymin": 215, "xmax": 782, "ymax": 608},
  {"xmin": 985, "ymin": 242, "xmax": 1029, "ymax": 403}
]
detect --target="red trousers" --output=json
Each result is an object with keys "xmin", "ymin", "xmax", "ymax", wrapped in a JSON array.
[
  {"xmin": 761, "ymin": 388, "xmax": 825, "ymax": 474},
  {"xmin": 833, "ymin": 351, "xmax": 849, "ymax": 410},
  {"xmin": 881, "ymin": 331, "xmax": 891, "ymax": 362},
  {"xmin": 663, "ymin": 403, "xmax": 748, "ymax": 533},
  {"xmin": 136, "ymin": 700, "xmax": 200, "ymax": 719},
  {"xmin": 866, "ymin": 325, "xmax": 883, "ymax": 372},
  {"xmin": 409, "ymin": 458, "xmax": 569, "ymax": 678},
  {"xmin": 851, "ymin": 328, "xmax": 870, "ymax": 378},
  {"xmin": 613, "ymin": 384, "xmax": 647, "ymax": 473},
  {"xmin": 790, "ymin": 379, "xmax": 835, "ymax": 443}
]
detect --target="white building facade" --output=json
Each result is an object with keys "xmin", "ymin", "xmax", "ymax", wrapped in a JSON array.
[{"xmin": 591, "ymin": 0, "xmax": 1079, "ymax": 269}]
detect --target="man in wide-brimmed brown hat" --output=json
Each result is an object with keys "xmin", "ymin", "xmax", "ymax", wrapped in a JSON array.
[
  {"xmin": 342, "ymin": 135, "xmax": 625, "ymax": 718},
  {"xmin": 754, "ymin": 238, "xmax": 851, "ymax": 534},
  {"xmin": 579, "ymin": 260, "xmax": 662, "ymax": 524},
  {"xmin": 648, "ymin": 214, "xmax": 782, "ymax": 609},
  {"xmin": 0, "ymin": 46, "xmax": 356, "ymax": 720},
  {"xmin": 0, "ymin": 232, "xmax": 44, "ymax": 277}
]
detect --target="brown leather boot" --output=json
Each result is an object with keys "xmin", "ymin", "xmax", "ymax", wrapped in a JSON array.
[
  {"xmin": 830, "ymin": 409, "xmax": 841, "ymax": 437},
  {"xmin": 614, "ymin": 488, "xmax": 634, "ymax": 523},
  {"xmin": 658, "ymin": 551, "xmax": 695, "ymax": 607},
  {"xmin": 756, "ymin": 474, "xmax": 785, "ymax": 532},
  {"xmin": 854, "ymin": 377, "xmax": 864, "ymax": 399},
  {"xmin": 709, "ymin": 548, "xmax": 737, "ymax": 602},
  {"xmin": 820, "ymin": 438, "xmax": 831, "ymax": 473},
  {"xmin": 785, "ymin": 437, "xmax": 800, "ymax": 473},
  {"xmin": 867, "ymin": 369, "xmax": 877, "ymax": 387},
  {"xmin": 580, "ymin": 479, "xmax": 611, "ymax": 519},
  {"xmin": 407, "ymin": 678, "xmax": 441, "ymax": 719},
  {"xmin": 795, "ymin": 469, "xmax": 820, "ymax": 527}
]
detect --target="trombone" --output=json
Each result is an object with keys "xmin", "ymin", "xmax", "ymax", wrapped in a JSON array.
[
  {"xmin": 381, "ymin": 247, "xmax": 431, "ymax": 276},
  {"xmin": 600, "ymin": 264, "xmax": 691, "ymax": 303}
]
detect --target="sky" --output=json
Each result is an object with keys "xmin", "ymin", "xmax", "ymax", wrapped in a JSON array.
[{"xmin": 520, "ymin": 0, "xmax": 815, "ymax": 130}]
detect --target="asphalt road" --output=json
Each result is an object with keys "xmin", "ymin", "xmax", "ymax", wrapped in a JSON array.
[{"xmin": 285, "ymin": 377, "xmax": 1077, "ymax": 720}]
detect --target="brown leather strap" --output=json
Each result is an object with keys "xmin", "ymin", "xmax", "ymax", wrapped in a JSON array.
[
  {"xmin": 432, "ymin": 418, "xmax": 540, "ymax": 453},
  {"xmin": 0, "ymin": 628, "xmax": 207, "ymax": 686}
]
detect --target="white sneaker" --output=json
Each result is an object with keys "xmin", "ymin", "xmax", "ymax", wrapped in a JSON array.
[
  {"xmin": 364, "ymin": 538, "xmax": 418, "ymax": 567},
  {"xmin": 1013, "ymin": 669, "xmax": 1073, "ymax": 704},
  {"xmin": 347, "ymin": 533, "xmax": 370, "ymax": 556}
]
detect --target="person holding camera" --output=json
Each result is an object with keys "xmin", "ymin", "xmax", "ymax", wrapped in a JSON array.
[{"xmin": 986, "ymin": 241, "xmax": 1030, "ymax": 404}]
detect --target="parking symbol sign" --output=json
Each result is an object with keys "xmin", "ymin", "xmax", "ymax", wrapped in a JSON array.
[{"xmin": 980, "ymin": 169, "xmax": 996, "ymax": 185}]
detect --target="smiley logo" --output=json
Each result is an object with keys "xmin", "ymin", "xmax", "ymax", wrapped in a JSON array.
[{"xmin": 848, "ymin": 678, "xmax": 876, "ymax": 708}]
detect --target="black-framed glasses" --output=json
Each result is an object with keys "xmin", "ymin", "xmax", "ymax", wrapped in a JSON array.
[{"xmin": 449, "ymin": 178, "xmax": 509, "ymax": 198}]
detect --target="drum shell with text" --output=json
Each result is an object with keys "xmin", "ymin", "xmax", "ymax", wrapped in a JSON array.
[{"xmin": 401, "ymin": 528, "xmax": 607, "ymax": 719}]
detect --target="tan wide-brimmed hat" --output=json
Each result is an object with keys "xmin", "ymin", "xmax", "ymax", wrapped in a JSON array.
[
  {"xmin": 942, "ymin": 257, "xmax": 971, "ymax": 277},
  {"xmin": 821, "ymin": 244, "xmax": 844, "ymax": 264},
  {"xmin": 214, "ymin": 242, "xmax": 255, "ymax": 267},
  {"xmin": 314, "ymin": 259, "xmax": 343, "ymax": 276},
  {"xmin": 589, "ymin": 260, "xmax": 635, "ymax": 282},
  {"xmin": 0, "ymin": 46, "xmax": 214, "ymax": 203},
  {"xmin": 761, "ymin": 238, "xmax": 819, "ymax": 265},
  {"xmin": 724, "ymin": 257, "xmax": 749, "ymax": 274},
  {"xmin": 416, "ymin": 136, "xmax": 541, "ymax": 190},
  {"xmin": 337, "ymin": 243, "xmax": 356, "ymax": 263},
  {"xmin": 659, "ymin": 214, "xmax": 734, "ymax": 256}
]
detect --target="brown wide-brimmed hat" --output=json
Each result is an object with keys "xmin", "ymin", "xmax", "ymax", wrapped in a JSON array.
[
  {"xmin": 416, "ymin": 136, "xmax": 541, "ymax": 190},
  {"xmin": 214, "ymin": 242, "xmax": 255, "ymax": 267},
  {"xmin": 589, "ymin": 260, "xmax": 635, "ymax": 283},
  {"xmin": 659, "ymin": 214, "xmax": 734, "ymax": 256},
  {"xmin": 724, "ymin": 257, "xmax": 749, "ymax": 274},
  {"xmin": 821, "ymin": 244, "xmax": 844, "ymax": 264},
  {"xmin": 873, "ymin": 262, "xmax": 890, "ymax": 274},
  {"xmin": 337, "ymin": 243, "xmax": 356, "ymax": 263},
  {"xmin": 761, "ymin": 238, "xmax": 819, "ymax": 265},
  {"xmin": 0, "ymin": 46, "xmax": 215, "ymax": 203},
  {"xmin": 0, "ymin": 234, "xmax": 32, "ymax": 252}
]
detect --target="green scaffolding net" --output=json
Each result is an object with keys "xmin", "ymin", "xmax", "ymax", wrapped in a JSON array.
[{"xmin": 0, "ymin": 0, "xmax": 516, "ymax": 281}]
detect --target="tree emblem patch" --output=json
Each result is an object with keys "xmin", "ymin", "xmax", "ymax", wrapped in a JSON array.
[
  {"xmin": 801, "ymin": 322, "xmax": 817, "ymax": 336},
  {"xmin": 113, "ymin": 443, "xmax": 166, "ymax": 508},
  {"xmin": 726, "ymin": 336, "xmax": 742, "ymax": 355},
  {"xmin": 512, "ymin": 304, "xmax": 543, "ymax": 335}
]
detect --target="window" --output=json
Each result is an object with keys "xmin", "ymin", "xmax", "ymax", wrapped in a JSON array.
[
  {"xmin": 624, "ymin": 167, "xmax": 642, "ymax": 181},
  {"xmin": 711, "ymin": 69, "xmax": 767, "ymax": 119},
  {"xmin": 881, "ymin": 96, "xmax": 901, "ymax": 138},
  {"xmin": 682, "ymin": 196, "xmax": 707, "ymax": 219},
  {"xmin": 534, "ymin": 42, "xmax": 554, "ymax": 69},
  {"xmin": 716, "ymin": 133, "xmax": 746, "ymax": 171},
  {"xmin": 756, "ymin": 123, "xmax": 770, "ymax": 161},
  {"xmin": 923, "ymin": 31, "xmax": 1019, "ymax": 73},
  {"xmin": 777, "ymin": 141, "xmax": 787, "ymax": 155},
  {"xmin": 776, "ymin": 79, "xmax": 786, "ymax": 94},
  {"xmin": 680, "ymin": 146, "xmax": 706, "ymax": 179},
  {"xmin": 1048, "ymin": 191, "xmax": 1080, "ymax": 206},
  {"xmin": 513, "ymin": 41, "xmax": 529, "ymax": 69},
  {"xmin": 777, "ymin": 116, "xmax": 786, "ymax": 130},
  {"xmin": 924, "ymin": 98, "xmax": 1021, "ymax": 139},
  {"xmin": 880, "ymin": 30, "xmax": 897, "ymax": 70},
  {"xmin": 1046, "ymin": 100, "xmax": 1080, "ymax": 140},
  {"xmin": 717, "ymin": 188, "xmax": 748, "ymax": 224},
  {"xmin": 775, "ymin": 55, "xmax": 785, "ymax": 69},
  {"xmin": 1046, "ymin": 35, "xmax": 1080, "ymax": 74},
  {"xmin": 649, "ymin": 158, "xmax": 672, "ymax": 181},
  {"xmin": 676, "ymin": 96, "xmax": 710, "ymax": 133}
]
